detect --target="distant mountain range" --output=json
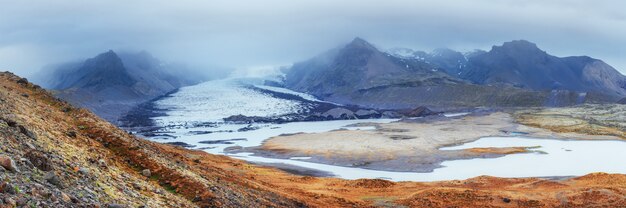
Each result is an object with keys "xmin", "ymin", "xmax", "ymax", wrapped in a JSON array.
[
  {"xmin": 37, "ymin": 38, "xmax": 626, "ymax": 122},
  {"xmin": 35, "ymin": 50, "xmax": 208, "ymax": 122},
  {"xmin": 284, "ymin": 38, "xmax": 626, "ymax": 109}
]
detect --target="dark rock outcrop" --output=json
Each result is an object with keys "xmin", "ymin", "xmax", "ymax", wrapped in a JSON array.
[
  {"xmin": 354, "ymin": 109, "xmax": 380, "ymax": 119},
  {"xmin": 405, "ymin": 106, "xmax": 438, "ymax": 117},
  {"xmin": 321, "ymin": 108, "xmax": 357, "ymax": 120}
]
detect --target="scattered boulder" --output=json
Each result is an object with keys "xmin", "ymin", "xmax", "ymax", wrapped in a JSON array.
[
  {"xmin": 78, "ymin": 167, "xmax": 90, "ymax": 175},
  {"xmin": 24, "ymin": 150, "xmax": 53, "ymax": 171},
  {"xmin": 3, "ymin": 197, "xmax": 16, "ymax": 206},
  {"xmin": 0, "ymin": 155, "xmax": 18, "ymax": 172},
  {"xmin": 19, "ymin": 158, "xmax": 34, "ymax": 168},
  {"xmin": 17, "ymin": 125, "xmax": 36, "ymax": 139},
  {"xmin": 141, "ymin": 169, "xmax": 151, "ymax": 177},
  {"xmin": 60, "ymin": 192, "xmax": 71, "ymax": 203},
  {"xmin": 15, "ymin": 197, "xmax": 28, "ymax": 206},
  {"xmin": 16, "ymin": 78, "xmax": 28, "ymax": 85},
  {"xmin": 61, "ymin": 107, "xmax": 72, "ymax": 113},
  {"xmin": 405, "ymin": 106, "xmax": 437, "ymax": 117},
  {"xmin": 132, "ymin": 183, "xmax": 142, "ymax": 190},
  {"xmin": 321, "ymin": 108, "xmax": 356, "ymax": 120},
  {"xmin": 381, "ymin": 111, "xmax": 402, "ymax": 118},
  {"xmin": 1, "ymin": 116, "xmax": 17, "ymax": 127},
  {"xmin": 66, "ymin": 131, "xmax": 77, "ymax": 138},
  {"xmin": 98, "ymin": 159, "xmax": 107, "ymax": 168},
  {"xmin": 44, "ymin": 172, "xmax": 62, "ymax": 187},
  {"xmin": 354, "ymin": 109, "xmax": 380, "ymax": 119},
  {"xmin": 237, "ymin": 125, "xmax": 261, "ymax": 132},
  {"xmin": 1, "ymin": 182, "xmax": 16, "ymax": 194}
]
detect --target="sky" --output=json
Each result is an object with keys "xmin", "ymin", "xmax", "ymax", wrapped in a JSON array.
[{"xmin": 1, "ymin": 0, "xmax": 626, "ymax": 78}]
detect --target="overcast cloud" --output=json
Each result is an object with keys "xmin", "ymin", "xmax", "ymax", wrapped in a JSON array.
[{"xmin": 1, "ymin": 0, "xmax": 626, "ymax": 78}]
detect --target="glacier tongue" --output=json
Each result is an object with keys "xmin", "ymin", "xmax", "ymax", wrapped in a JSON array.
[{"xmin": 153, "ymin": 78, "xmax": 308, "ymax": 125}]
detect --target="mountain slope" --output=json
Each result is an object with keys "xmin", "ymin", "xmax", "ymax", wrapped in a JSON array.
[
  {"xmin": 36, "ymin": 50, "xmax": 204, "ymax": 122},
  {"xmin": 285, "ymin": 38, "xmax": 592, "ymax": 109},
  {"xmin": 286, "ymin": 37, "xmax": 455, "ymax": 97},
  {"xmin": 460, "ymin": 40, "xmax": 626, "ymax": 99},
  {"xmin": 387, "ymin": 47, "xmax": 470, "ymax": 76}
]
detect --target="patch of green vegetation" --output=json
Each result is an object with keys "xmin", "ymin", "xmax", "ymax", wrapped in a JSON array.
[
  {"xmin": 13, "ymin": 185, "xmax": 21, "ymax": 194},
  {"xmin": 77, "ymin": 125, "xmax": 87, "ymax": 130},
  {"xmin": 161, "ymin": 183, "xmax": 177, "ymax": 194},
  {"xmin": 149, "ymin": 174, "xmax": 178, "ymax": 195},
  {"xmin": 149, "ymin": 174, "xmax": 161, "ymax": 181},
  {"xmin": 97, "ymin": 181, "xmax": 119, "ymax": 198}
]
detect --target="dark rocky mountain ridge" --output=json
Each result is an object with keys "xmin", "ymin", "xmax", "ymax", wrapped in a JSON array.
[
  {"xmin": 460, "ymin": 40, "xmax": 626, "ymax": 98},
  {"xmin": 285, "ymin": 38, "xmax": 626, "ymax": 109},
  {"xmin": 286, "ymin": 38, "xmax": 461, "ymax": 102},
  {"xmin": 387, "ymin": 47, "xmax": 470, "ymax": 76}
]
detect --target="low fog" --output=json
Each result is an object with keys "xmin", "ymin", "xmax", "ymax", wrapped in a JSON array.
[{"xmin": 1, "ymin": 0, "xmax": 626, "ymax": 78}]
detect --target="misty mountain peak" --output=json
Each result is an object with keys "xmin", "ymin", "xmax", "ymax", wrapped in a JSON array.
[
  {"xmin": 493, "ymin": 40, "xmax": 545, "ymax": 55},
  {"xmin": 89, "ymin": 50, "xmax": 125, "ymax": 70},
  {"xmin": 89, "ymin": 50, "xmax": 124, "ymax": 69},
  {"xmin": 100, "ymin": 50, "xmax": 118, "ymax": 58},
  {"xmin": 431, "ymin": 48, "xmax": 463, "ymax": 57},
  {"xmin": 346, "ymin": 37, "xmax": 377, "ymax": 51}
]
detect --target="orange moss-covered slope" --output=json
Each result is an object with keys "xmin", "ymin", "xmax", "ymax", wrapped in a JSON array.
[{"xmin": 1, "ymin": 71, "xmax": 625, "ymax": 207}]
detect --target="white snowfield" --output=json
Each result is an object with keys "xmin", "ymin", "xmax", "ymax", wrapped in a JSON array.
[{"xmin": 153, "ymin": 78, "xmax": 308, "ymax": 125}]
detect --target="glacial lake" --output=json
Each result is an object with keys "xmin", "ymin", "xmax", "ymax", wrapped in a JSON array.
[{"xmin": 145, "ymin": 118, "xmax": 626, "ymax": 182}]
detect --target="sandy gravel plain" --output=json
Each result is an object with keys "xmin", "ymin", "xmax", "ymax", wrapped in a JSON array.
[{"xmin": 250, "ymin": 110, "xmax": 623, "ymax": 172}]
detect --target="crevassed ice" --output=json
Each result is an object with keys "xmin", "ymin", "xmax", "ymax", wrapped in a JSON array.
[{"xmin": 153, "ymin": 78, "xmax": 306, "ymax": 125}]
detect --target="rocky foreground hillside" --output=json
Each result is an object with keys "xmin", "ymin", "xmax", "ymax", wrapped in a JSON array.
[{"xmin": 1, "ymin": 72, "xmax": 625, "ymax": 207}]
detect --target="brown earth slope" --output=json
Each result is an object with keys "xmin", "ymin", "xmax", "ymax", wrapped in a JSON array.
[
  {"xmin": 1, "ymin": 71, "xmax": 625, "ymax": 207},
  {"xmin": 515, "ymin": 105, "xmax": 626, "ymax": 139}
]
